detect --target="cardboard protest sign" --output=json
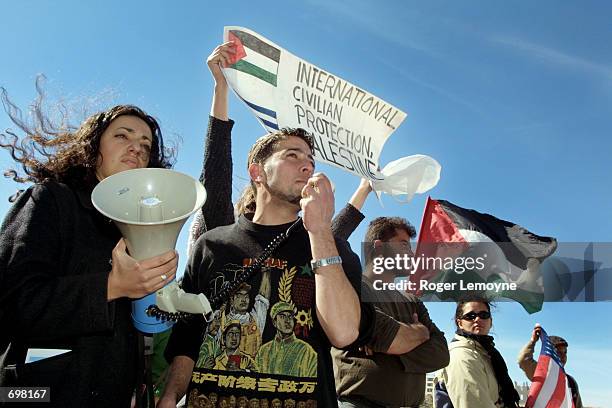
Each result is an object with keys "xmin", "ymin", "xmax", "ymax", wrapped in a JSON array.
[{"xmin": 222, "ymin": 26, "xmax": 407, "ymax": 181}]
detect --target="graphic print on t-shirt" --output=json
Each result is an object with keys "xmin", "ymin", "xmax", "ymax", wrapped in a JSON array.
[{"xmin": 188, "ymin": 256, "xmax": 319, "ymax": 407}]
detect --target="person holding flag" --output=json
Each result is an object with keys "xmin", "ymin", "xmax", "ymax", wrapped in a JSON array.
[{"xmin": 520, "ymin": 325, "xmax": 583, "ymax": 408}]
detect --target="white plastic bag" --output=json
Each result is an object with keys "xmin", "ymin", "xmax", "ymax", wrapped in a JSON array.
[{"xmin": 371, "ymin": 155, "xmax": 441, "ymax": 203}]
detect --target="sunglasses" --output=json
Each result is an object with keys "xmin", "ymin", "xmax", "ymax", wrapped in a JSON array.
[{"xmin": 460, "ymin": 311, "xmax": 491, "ymax": 321}]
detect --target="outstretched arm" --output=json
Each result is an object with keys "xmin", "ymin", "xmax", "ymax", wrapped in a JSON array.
[
  {"xmin": 331, "ymin": 178, "xmax": 372, "ymax": 240},
  {"xmin": 518, "ymin": 324, "xmax": 541, "ymax": 380},
  {"xmin": 348, "ymin": 178, "xmax": 373, "ymax": 210},
  {"xmin": 207, "ymin": 41, "xmax": 233, "ymax": 120},
  {"xmin": 188, "ymin": 42, "xmax": 237, "ymax": 249}
]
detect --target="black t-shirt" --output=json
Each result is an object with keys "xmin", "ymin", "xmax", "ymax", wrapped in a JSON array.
[{"xmin": 166, "ymin": 214, "xmax": 369, "ymax": 407}]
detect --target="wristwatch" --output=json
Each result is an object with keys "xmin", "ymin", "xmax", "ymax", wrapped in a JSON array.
[{"xmin": 310, "ymin": 255, "xmax": 343, "ymax": 271}]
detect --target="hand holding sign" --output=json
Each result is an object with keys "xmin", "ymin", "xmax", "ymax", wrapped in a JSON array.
[{"xmin": 222, "ymin": 26, "xmax": 441, "ymax": 201}]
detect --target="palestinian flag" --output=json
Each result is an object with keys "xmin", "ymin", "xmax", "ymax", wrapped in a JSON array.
[
  {"xmin": 225, "ymin": 29, "xmax": 281, "ymax": 132},
  {"xmin": 227, "ymin": 29, "xmax": 280, "ymax": 87},
  {"xmin": 415, "ymin": 197, "xmax": 557, "ymax": 313},
  {"xmin": 236, "ymin": 93, "xmax": 279, "ymax": 132}
]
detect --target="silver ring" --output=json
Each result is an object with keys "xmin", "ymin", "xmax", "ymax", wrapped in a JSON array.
[{"xmin": 160, "ymin": 274, "xmax": 167, "ymax": 281}]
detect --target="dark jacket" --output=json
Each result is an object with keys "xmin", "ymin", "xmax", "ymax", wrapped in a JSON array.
[
  {"xmin": 332, "ymin": 204, "xmax": 450, "ymax": 407},
  {"xmin": 0, "ymin": 181, "xmax": 138, "ymax": 407}
]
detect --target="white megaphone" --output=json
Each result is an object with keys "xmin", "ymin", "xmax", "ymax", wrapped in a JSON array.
[{"xmin": 91, "ymin": 168, "xmax": 212, "ymax": 333}]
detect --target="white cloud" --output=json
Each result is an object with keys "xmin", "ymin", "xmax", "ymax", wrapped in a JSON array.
[
  {"xmin": 379, "ymin": 60, "xmax": 484, "ymax": 115},
  {"xmin": 492, "ymin": 36, "xmax": 612, "ymax": 81},
  {"xmin": 304, "ymin": 0, "xmax": 445, "ymax": 60}
]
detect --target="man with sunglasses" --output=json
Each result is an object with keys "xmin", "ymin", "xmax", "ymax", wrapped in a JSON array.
[
  {"xmin": 334, "ymin": 216, "xmax": 450, "ymax": 408},
  {"xmin": 518, "ymin": 325, "xmax": 583, "ymax": 408}
]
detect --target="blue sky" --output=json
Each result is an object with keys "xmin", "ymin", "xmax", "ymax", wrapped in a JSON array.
[{"xmin": 1, "ymin": 1, "xmax": 610, "ymax": 405}]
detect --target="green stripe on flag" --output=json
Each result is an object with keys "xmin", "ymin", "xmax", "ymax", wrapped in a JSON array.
[
  {"xmin": 230, "ymin": 60, "xmax": 278, "ymax": 87},
  {"xmin": 230, "ymin": 30, "xmax": 280, "ymax": 62},
  {"xmin": 426, "ymin": 269, "xmax": 544, "ymax": 313},
  {"xmin": 500, "ymin": 287, "xmax": 544, "ymax": 314}
]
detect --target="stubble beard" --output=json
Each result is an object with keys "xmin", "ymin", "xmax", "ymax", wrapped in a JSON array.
[
  {"xmin": 266, "ymin": 182, "xmax": 302, "ymax": 207},
  {"xmin": 262, "ymin": 165, "xmax": 305, "ymax": 208}
]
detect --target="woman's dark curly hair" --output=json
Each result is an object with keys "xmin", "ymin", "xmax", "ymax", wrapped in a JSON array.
[{"xmin": 1, "ymin": 78, "xmax": 175, "ymax": 199}]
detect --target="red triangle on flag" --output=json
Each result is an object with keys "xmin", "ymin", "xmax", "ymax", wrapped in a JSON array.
[
  {"xmin": 409, "ymin": 197, "xmax": 469, "ymax": 289},
  {"xmin": 228, "ymin": 31, "xmax": 247, "ymax": 65},
  {"xmin": 417, "ymin": 197, "xmax": 468, "ymax": 245}
]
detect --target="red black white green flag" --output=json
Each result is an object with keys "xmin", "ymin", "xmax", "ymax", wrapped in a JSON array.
[
  {"xmin": 221, "ymin": 26, "xmax": 412, "ymax": 184},
  {"xmin": 224, "ymin": 28, "xmax": 281, "ymax": 132},
  {"xmin": 414, "ymin": 197, "xmax": 557, "ymax": 313},
  {"xmin": 227, "ymin": 29, "xmax": 280, "ymax": 87}
]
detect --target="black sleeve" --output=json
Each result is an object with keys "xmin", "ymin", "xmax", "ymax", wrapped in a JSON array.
[
  {"xmin": 331, "ymin": 203, "xmax": 365, "ymax": 241},
  {"xmin": 164, "ymin": 239, "xmax": 209, "ymax": 363},
  {"xmin": 0, "ymin": 184, "xmax": 113, "ymax": 342},
  {"xmin": 196, "ymin": 116, "xmax": 235, "ymax": 235}
]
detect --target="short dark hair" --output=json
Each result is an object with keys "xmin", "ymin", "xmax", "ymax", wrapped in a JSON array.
[
  {"xmin": 237, "ymin": 127, "xmax": 314, "ymax": 215},
  {"xmin": 365, "ymin": 216, "xmax": 416, "ymax": 243},
  {"xmin": 363, "ymin": 217, "xmax": 416, "ymax": 267},
  {"xmin": 247, "ymin": 127, "xmax": 314, "ymax": 168}
]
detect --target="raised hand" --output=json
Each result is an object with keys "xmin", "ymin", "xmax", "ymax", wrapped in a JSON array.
[
  {"xmin": 206, "ymin": 41, "xmax": 236, "ymax": 85},
  {"xmin": 300, "ymin": 173, "xmax": 335, "ymax": 236},
  {"xmin": 530, "ymin": 323, "xmax": 542, "ymax": 343}
]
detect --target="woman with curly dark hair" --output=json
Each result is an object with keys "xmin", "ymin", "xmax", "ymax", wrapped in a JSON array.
[{"xmin": 0, "ymin": 83, "xmax": 179, "ymax": 407}]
